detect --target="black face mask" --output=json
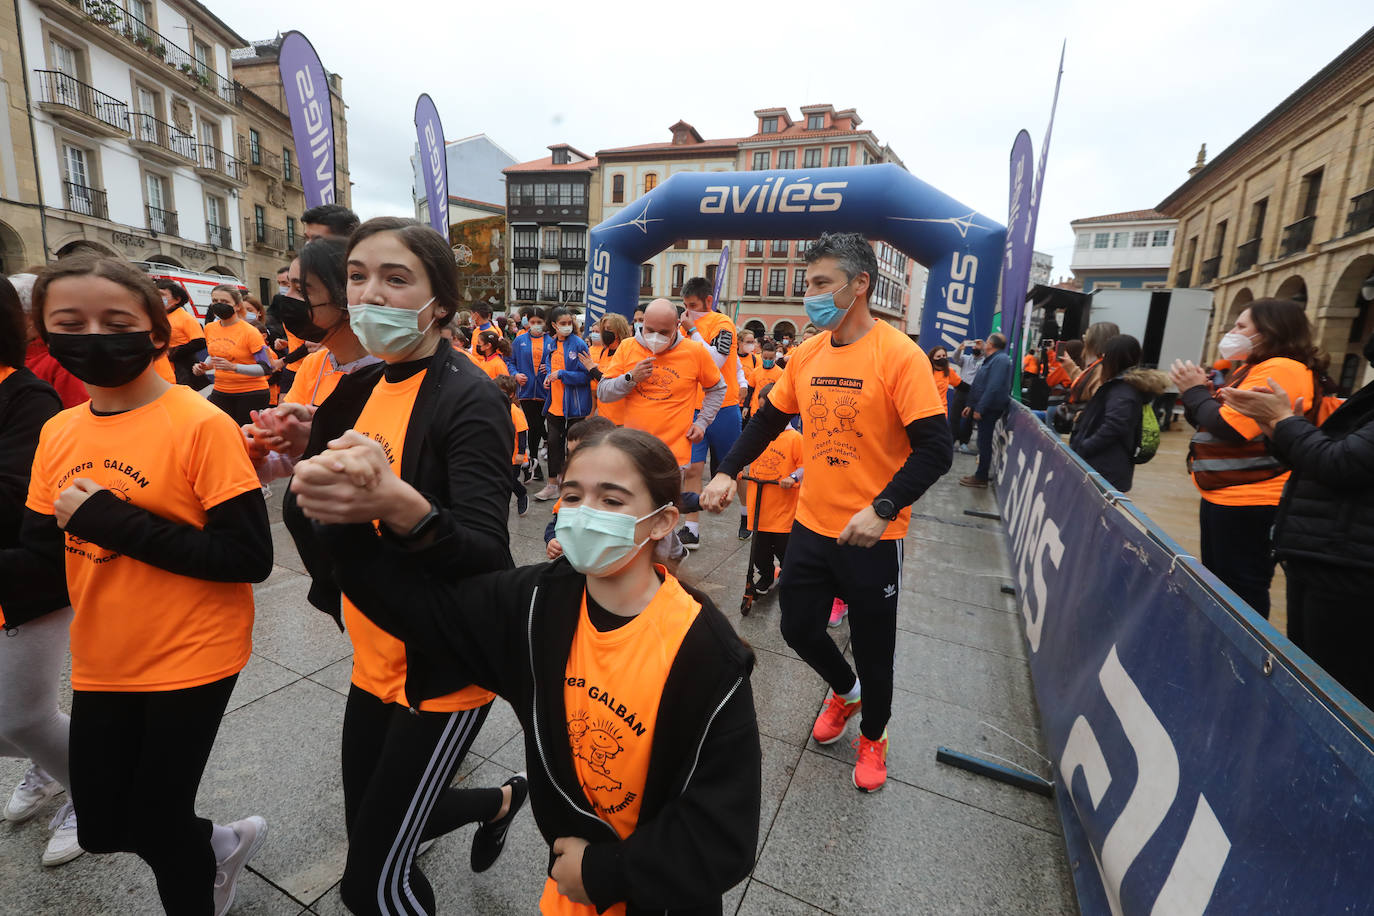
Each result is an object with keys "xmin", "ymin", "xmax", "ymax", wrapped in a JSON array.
[
  {"xmin": 210, "ymin": 302, "xmax": 235, "ymax": 321},
  {"xmin": 600, "ymin": 330, "xmax": 615, "ymax": 347},
  {"xmin": 47, "ymin": 332, "xmax": 159, "ymax": 388},
  {"xmin": 273, "ymin": 293, "xmax": 334, "ymax": 344},
  {"xmin": 933, "ymin": 357, "xmax": 948, "ymax": 369}
]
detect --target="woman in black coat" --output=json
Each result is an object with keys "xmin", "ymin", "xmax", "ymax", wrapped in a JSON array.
[
  {"xmin": 1069, "ymin": 335, "xmax": 1169, "ymax": 492},
  {"xmin": 1218, "ymin": 332, "xmax": 1374, "ymax": 707}
]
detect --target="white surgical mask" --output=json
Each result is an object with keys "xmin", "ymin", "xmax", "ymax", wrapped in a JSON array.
[
  {"xmin": 1217, "ymin": 330, "xmax": 1256, "ymax": 361},
  {"xmin": 641, "ymin": 331, "xmax": 672, "ymax": 354},
  {"xmin": 555, "ymin": 503, "xmax": 670, "ymax": 576},
  {"xmin": 349, "ymin": 297, "xmax": 437, "ymax": 360}
]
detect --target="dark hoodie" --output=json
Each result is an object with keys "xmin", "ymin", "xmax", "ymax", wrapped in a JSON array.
[{"xmin": 1069, "ymin": 367, "xmax": 1170, "ymax": 492}]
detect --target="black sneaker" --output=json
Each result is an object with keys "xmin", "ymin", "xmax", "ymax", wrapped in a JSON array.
[
  {"xmin": 754, "ymin": 575, "xmax": 774, "ymax": 596},
  {"xmin": 738, "ymin": 518, "xmax": 752, "ymax": 540},
  {"xmin": 471, "ymin": 772, "xmax": 528, "ymax": 874},
  {"xmin": 532, "ymin": 464, "xmax": 545, "ymax": 481},
  {"xmin": 516, "ymin": 488, "xmax": 529, "ymax": 517},
  {"xmin": 521, "ymin": 462, "xmax": 533, "ymax": 483},
  {"xmin": 678, "ymin": 526, "xmax": 700, "ymax": 550}
]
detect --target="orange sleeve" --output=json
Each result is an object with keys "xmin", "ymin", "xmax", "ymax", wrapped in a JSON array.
[
  {"xmin": 888, "ymin": 340, "xmax": 946, "ymax": 424},
  {"xmin": 767, "ymin": 354, "xmax": 800, "ymax": 415},
  {"xmin": 699, "ymin": 344, "xmax": 723, "ymax": 388},
  {"xmin": 950, "ymin": 368, "xmax": 962, "ymax": 387},
  {"xmin": 185, "ymin": 404, "xmax": 267, "ymax": 510},
  {"xmin": 603, "ymin": 343, "xmax": 634, "ymax": 378},
  {"xmin": 1218, "ymin": 359, "xmax": 1314, "ymax": 441},
  {"xmin": 512, "ymin": 404, "xmax": 529, "ymax": 435}
]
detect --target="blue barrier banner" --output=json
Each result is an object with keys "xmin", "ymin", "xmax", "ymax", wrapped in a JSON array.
[
  {"xmin": 277, "ymin": 31, "xmax": 336, "ymax": 208},
  {"xmin": 583, "ymin": 164, "xmax": 1005, "ymax": 345},
  {"xmin": 993, "ymin": 403, "xmax": 1374, "ymax": 915}
]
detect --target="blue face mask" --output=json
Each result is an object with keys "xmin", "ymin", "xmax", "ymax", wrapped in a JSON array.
[
  {"xmin": 802, "ymin": 282, "xmax": 850, "ymax": 330},
  {"xmin": 555, "ymin": 503, "xmax": 669, "ymax": 576},
  {"xmin": 349, "ymin": 298, "xmax": 436, "ymax": 360},
  {"xmin": 762, "ymin": 358, "xmax": 775, "ymax": 369}
]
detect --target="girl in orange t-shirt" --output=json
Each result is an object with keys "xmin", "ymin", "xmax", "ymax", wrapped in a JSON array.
[
  {"xmin": 196, "ymin": 284, "xmax": 273, "ymax": 426},
  {"xmin": 475, "ymin": 329, "xmax": 512, "ymax": 380},
  {"xmin": 927, "ymin": 345, "xmax": 967, "ymax": 419},
  {"xmin": 321, "ymin": 427, "xmax": 761, "ymax": 916},
  {"xmin": 289, "ymin": 217, "xmax": 526, "ymax": 914},
  {"xmin": 2, "ymin": 255, "xmax": 272, "ymax": 912}
]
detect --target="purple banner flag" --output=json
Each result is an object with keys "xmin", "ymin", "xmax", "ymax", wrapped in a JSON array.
[
  {"xmin": 414, "ymin": 94, "xmax": 449, "ymax": 237},
  {"xmin": 277, "ymin": 31, "xmax": 336, "ymax": 208},
  {"xmin": 711, "ymin": 244, "xmax": 730, "ymax": 311},
  {"xmin": 1001, "ymin": 129, "xmax": 1036, "ymax": 364}
]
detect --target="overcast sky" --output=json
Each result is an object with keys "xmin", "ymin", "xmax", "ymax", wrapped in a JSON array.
[{"xmin": 219, "ymin": 0, "xmax": 1371, "ymax": 278}]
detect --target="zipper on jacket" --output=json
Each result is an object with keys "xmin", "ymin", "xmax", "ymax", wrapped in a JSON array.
[
  {"xmin": 527, "ymin": 583, "xmax": 619, "ymax": 839},
  {"xmin": 679, "ymin": 675, "xmax": 744, "ymax": 794}
]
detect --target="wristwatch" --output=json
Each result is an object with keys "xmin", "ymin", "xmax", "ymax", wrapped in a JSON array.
[
  {"xmin": 872, "ymin": 497, "xmax": 898, "ymax": 520},
  {"xmin": 624, "ymin": 372, "xmax": 634, "ymax": 382},
  {"xmin": 396, "ymin": 499, "xmax": 441, "ymax": 542}
]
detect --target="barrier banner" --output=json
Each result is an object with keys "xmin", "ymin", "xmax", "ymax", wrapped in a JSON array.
[
  {"xmin": 414, "ymin": 94, "xmax": 449, "ymax": 237},
  {"xmin": 277, "ymin": 31, "xmax": 336, "ymax": 208},
  {"xmin": 993, "ymin": 402, "xmax": 1374, "ymax": 915}
]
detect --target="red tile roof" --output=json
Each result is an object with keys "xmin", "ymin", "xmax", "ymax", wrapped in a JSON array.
[
  {"xmin": 741, "ymin": 127, "xmax": 873, "ymax": 142},
  {"xmin": 596, "ymin": 138, "xmax": 744, "ymax": 156},
  {"xmin": 503, "ymin": 155, "xmax": 598, "ymax": 173},
  {"xmin": 1071, "ymin": 209, "xmax": 1170, "ymax": 225}
]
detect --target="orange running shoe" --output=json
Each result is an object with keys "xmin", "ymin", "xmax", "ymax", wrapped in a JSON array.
[
  {"xmin": 852, "ymin": 732, "xmax": 889, "ymax": 792},
  {"xmin": 812, "ymin": 691, "xmax": 861, "ymax": 745}
]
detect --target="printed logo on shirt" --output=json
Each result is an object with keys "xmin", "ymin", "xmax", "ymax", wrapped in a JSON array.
[
  {"xmin": 805, "ymin": 376, "xmax": 865, "ymax": 469},
  {"xmin": 635, "ymin": 366, "xmax": 679, "ymax": 402},
  {"xmin": 65, "ymin": 473, "xmax": 135, "ymax": 564},
  {"xmin": 567, "ymin": 681, "xmax": 648, "ymax": 816},
  {"xmin": 363, "ymin": 432, "xmax": 396, "ymax": 466}
]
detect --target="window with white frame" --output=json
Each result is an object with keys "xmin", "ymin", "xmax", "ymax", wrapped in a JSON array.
[{"xmin": 777, "ymin": 149, "xmax": 795, "ymax": 169}]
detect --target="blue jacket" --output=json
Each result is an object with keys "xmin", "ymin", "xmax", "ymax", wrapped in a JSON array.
[
  {"xmin": 542, "ymin": 334, "xmax": 594, "ymax": 419},
  {"xmin": 511, "ymin": 332, "xmax": 551, "ymax": 401},
  {"xmin": 971, "ymin": 349, "xmax": 1012, "ymax": 415}
]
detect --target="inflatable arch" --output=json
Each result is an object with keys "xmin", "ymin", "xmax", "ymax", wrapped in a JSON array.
[{"xmin": 584, "ymin": 163, "xmax": 1006, "ymax": 347}]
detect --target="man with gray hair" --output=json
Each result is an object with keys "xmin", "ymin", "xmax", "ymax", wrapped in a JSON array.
[
  {"xmin": 702, "ymin": 232, "xmax": 953, "ymax": 792},
  {"xmin": 960, "ymin": 333, "xmax": 1011, "ymax": 488}
]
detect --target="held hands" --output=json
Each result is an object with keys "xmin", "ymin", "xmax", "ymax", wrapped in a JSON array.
[
  {"xmin": 838, "ymin": 505, "xmax": 888, "ymax": 548},
  {"xmin": 1169, "ymin": 359, "xmax": 1210, "ymax": 392},
  {"xmin": 700, "ymin": 473, "xmax": 736, "ymax": 512},
  {"xmin": 244, "ymin": 404, "xmax": 315, "ymax": 458},
  {"xmin": 1217, "ymin": 379, "xmax": 1300, "ymax": 435},
  {"xmin": 685, "ymin": 419, "xmax": 707, "ymax": 444},
  {"xmin": 291, "ymin": 430, "xmax": 428, "ymax": 529},
  {"xmin": 54, "ymin": 478, "xmax": 106, "ymax": 529},
  {"xmin": 550, "ymin": 837, "xmax": 591, "ymax": 905}
]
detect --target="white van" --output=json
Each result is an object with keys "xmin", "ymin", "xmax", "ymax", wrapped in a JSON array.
[{"xmin": 134, "ymin": 262, "xmax": 248, "ymax": 321}]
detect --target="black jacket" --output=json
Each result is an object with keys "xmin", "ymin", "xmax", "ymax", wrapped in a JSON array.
[
  {"xmin": 324, "ymin": 541, "xmax": 761, "ymax": 916},
  {"xmin": 1069, "ymin": 368, "xmax": 1169, "ymax": 492},
  {"xmin": 284, "ymin": 345, "xmax": 515, "ymax": 700},
  {"xmin": 0, "ymin": 369, "xmax": 65, "ymax": 623},
  {"xmin": 1268, "ymin": 378, "xmax": 1374, "ymax": 572}
]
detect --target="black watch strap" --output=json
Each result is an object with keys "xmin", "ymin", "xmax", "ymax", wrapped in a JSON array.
[
  {"xmin": 397, "ymin": 500, "xmax": 441, "ymax": 541},
  {"xmin": 872, "ymin": 497, "xmax": 898, "ymax": 520}
]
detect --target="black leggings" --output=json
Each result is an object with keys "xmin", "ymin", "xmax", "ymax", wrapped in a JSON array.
[
  {"xmin": 521, "ymin": 400, "xmax": 547, "ymax": 467},
  {"xmin": 779, "ymin": 524, "xmax": 903, "ymax": 741},
  {"xmin": 752, "ymin": 531, "xmax": 790, "ymax": 583},
  {"xmin": 340, "ymin": 686, "xmax": 500, "ymax": 916},
  {"xmin": 71, "ymin": 674, "xmax": 237, "ymax": 916},
  {"xmin": 1198, "ymin": 500, "xmax": 1277, "ymax": 618},
  {"xmin": 209, "ymin": 388, "xmax": 271, "ymax": 427},
  {"xmin": 544, "ymin": 413, "xmax": 589, "ymax": 480}
]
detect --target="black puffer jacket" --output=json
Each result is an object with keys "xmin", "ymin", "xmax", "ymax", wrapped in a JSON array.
[
  {"xmin": 1268, "ymin": 379, "xmax": 1374, "ymax": 571},
  {"xmin": 1068, "ymin": 368, "xmax": 1170, "ymax": 492}
]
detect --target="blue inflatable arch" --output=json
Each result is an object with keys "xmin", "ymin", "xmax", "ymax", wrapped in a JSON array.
[{"xmin": 584, "ymin": 163, "xmax": 1006, "ymax": 347}]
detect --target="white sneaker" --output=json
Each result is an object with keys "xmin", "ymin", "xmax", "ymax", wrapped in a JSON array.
[
  {"xmin": 42, "ymin": 801, "xmax": 84, "ymax": 867},
  {"xmin": 5, "ymin": 765, "xmax": 63, "ymax": 823},
  {"xmin": 214, "ymin": 816, "xmax": 268, "ymax": 916}
]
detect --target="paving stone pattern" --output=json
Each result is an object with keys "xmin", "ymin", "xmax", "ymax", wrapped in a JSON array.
[{"xmin": 0, "ymin": 450, "xmax": 1078, "ymax": 915}]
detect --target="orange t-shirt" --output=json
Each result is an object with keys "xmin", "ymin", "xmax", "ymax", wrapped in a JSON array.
[
  {"xmin": 747, "ymin": 363, "xmax": 784, "ymax": 412},
  {"xmin": 603, "ymin": 337, "xmax": 723, "ymax": 466},
  {"xmin": 527, "ymin": 334, "xmax": 547, "ymax": 388},
  {"xmin": 511, "ymin": 402, "xmax": 529, "ymax": 464},
  {"xmin": 539, "ymin": 571, "xmax": 701, "ymax": 916},
  {"xmin": 283, "ymin": 329, "xmax": 307, "ymax": 370},
  {"xmin": 739, "ymin": 350, "xmax": 760, "ymax": 377},
  {"xmin": 477, "ymin": 352, "xmax": 510, "ymax": 381},
  {"xmin": 590, "ymin": 343, "xmax": 624, "ymax": 425},
  {"xmin": 741, "ymin": 427, "xmax": 802, "ymax": 534},
  {"xmin": 689, "ymin": 313, "xmax": 741, "ymax": 409},
  {"xmin": 344, "ymin": 369, "xmax": 496, "ymax": 712},
  {"xmin": 1045, "ymin": 362, "xmax": 1070, "ymax": 390},
  {"xmin": 767, "ymin": 322, "xmax": 945, "ymax": 539},
  {"xmin": 1194, "ymin": 357, "xmax": 1314, "ymax": 507},
  {"xmin": 166, "ymin": 307, "xmax": 204, "ymax": 349},
  {"xmin": 548, "ymin": 343, "xmax": 571, "ymax": 417},
  {"xmin": 933, "ymin": 366, "xmax": 962, "ymax": 404},
  {"xmin": 152, "ymin": 351, "xmax": 176, "ymax": 383},
  {"xmin": 24, "ymin": 386, "xmax": 259, "ymax": 690},
  {"xmin": 205, "ymin": 319, "xmax": 269, "ymax": 394},
  {"xmin": 283, "ymin": 348, "xmax": 344, "ymax": 406}
]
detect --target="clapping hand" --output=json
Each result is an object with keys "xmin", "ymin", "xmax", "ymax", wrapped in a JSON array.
[{"xmin": 1169, "ymin": 359, "xmax": 1210, "ymax": 392}]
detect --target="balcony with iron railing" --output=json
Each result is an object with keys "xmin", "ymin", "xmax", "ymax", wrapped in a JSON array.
[
  {"xmin": 1198, "ymin": 256, "xmax": 1221, "ymax": 284},
  {"xmin": 1176, "ymin": 268, "xmax": 1192, "ymax": 288},
  {"xmin": 512, "ymin": 246, "xmax": 539, "ymax": 261},
  {"xmin": 45, "ymin": 0, "xmax": 241, "ymax": 107},
  {"xmin": 129, "ymin": 112, "xmax": 196, "ymax": 164},
  {"xmin": 559, "ymin": 247, "xmax": 586, "ymax": 262},
  {"xmin": 33, "ymin": 69, "xmax": 129, "ymax": 137},
  {"xmin": 146, "ymin": 204, "xmax": 178, "ymax": 236},
  {"xmin": 513, "ymin": 288, "xmax": 537, "ymax": 301},
  {"xmin": 206, "ymin": 221, "xmax": 232, "ymax": 249},
  {"xmin": 63, "ymin": 180, "xmax": 108, "ymax": 219},
  {"xmin": 539, "ymin": 247, "xmax": 559, "ymax": 259},
  {"xmin": 561, "ymin": 290, "xmax": 583, "ymax": 303},
  {"xmin": 244, "ymin": 145, "xmax": 283, "ymax": 177},
  {"xmin": 195, "ymin": 144, "xmax": 246, "ymax": 187},
  {"xmin": 1347, "ymin": 189, "xmax": 1374, "ymax": 237},
  {"xmin": 1280, "ymin": 215, "xmax": 1316, "ymax": 257},
  {"xmin": 539, "ymin": 288, "xmax": 560, "ymax": 303},
  {"xmin": 1234, "ymin": 238, "xmax": 1261, "ymax": 273}
]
